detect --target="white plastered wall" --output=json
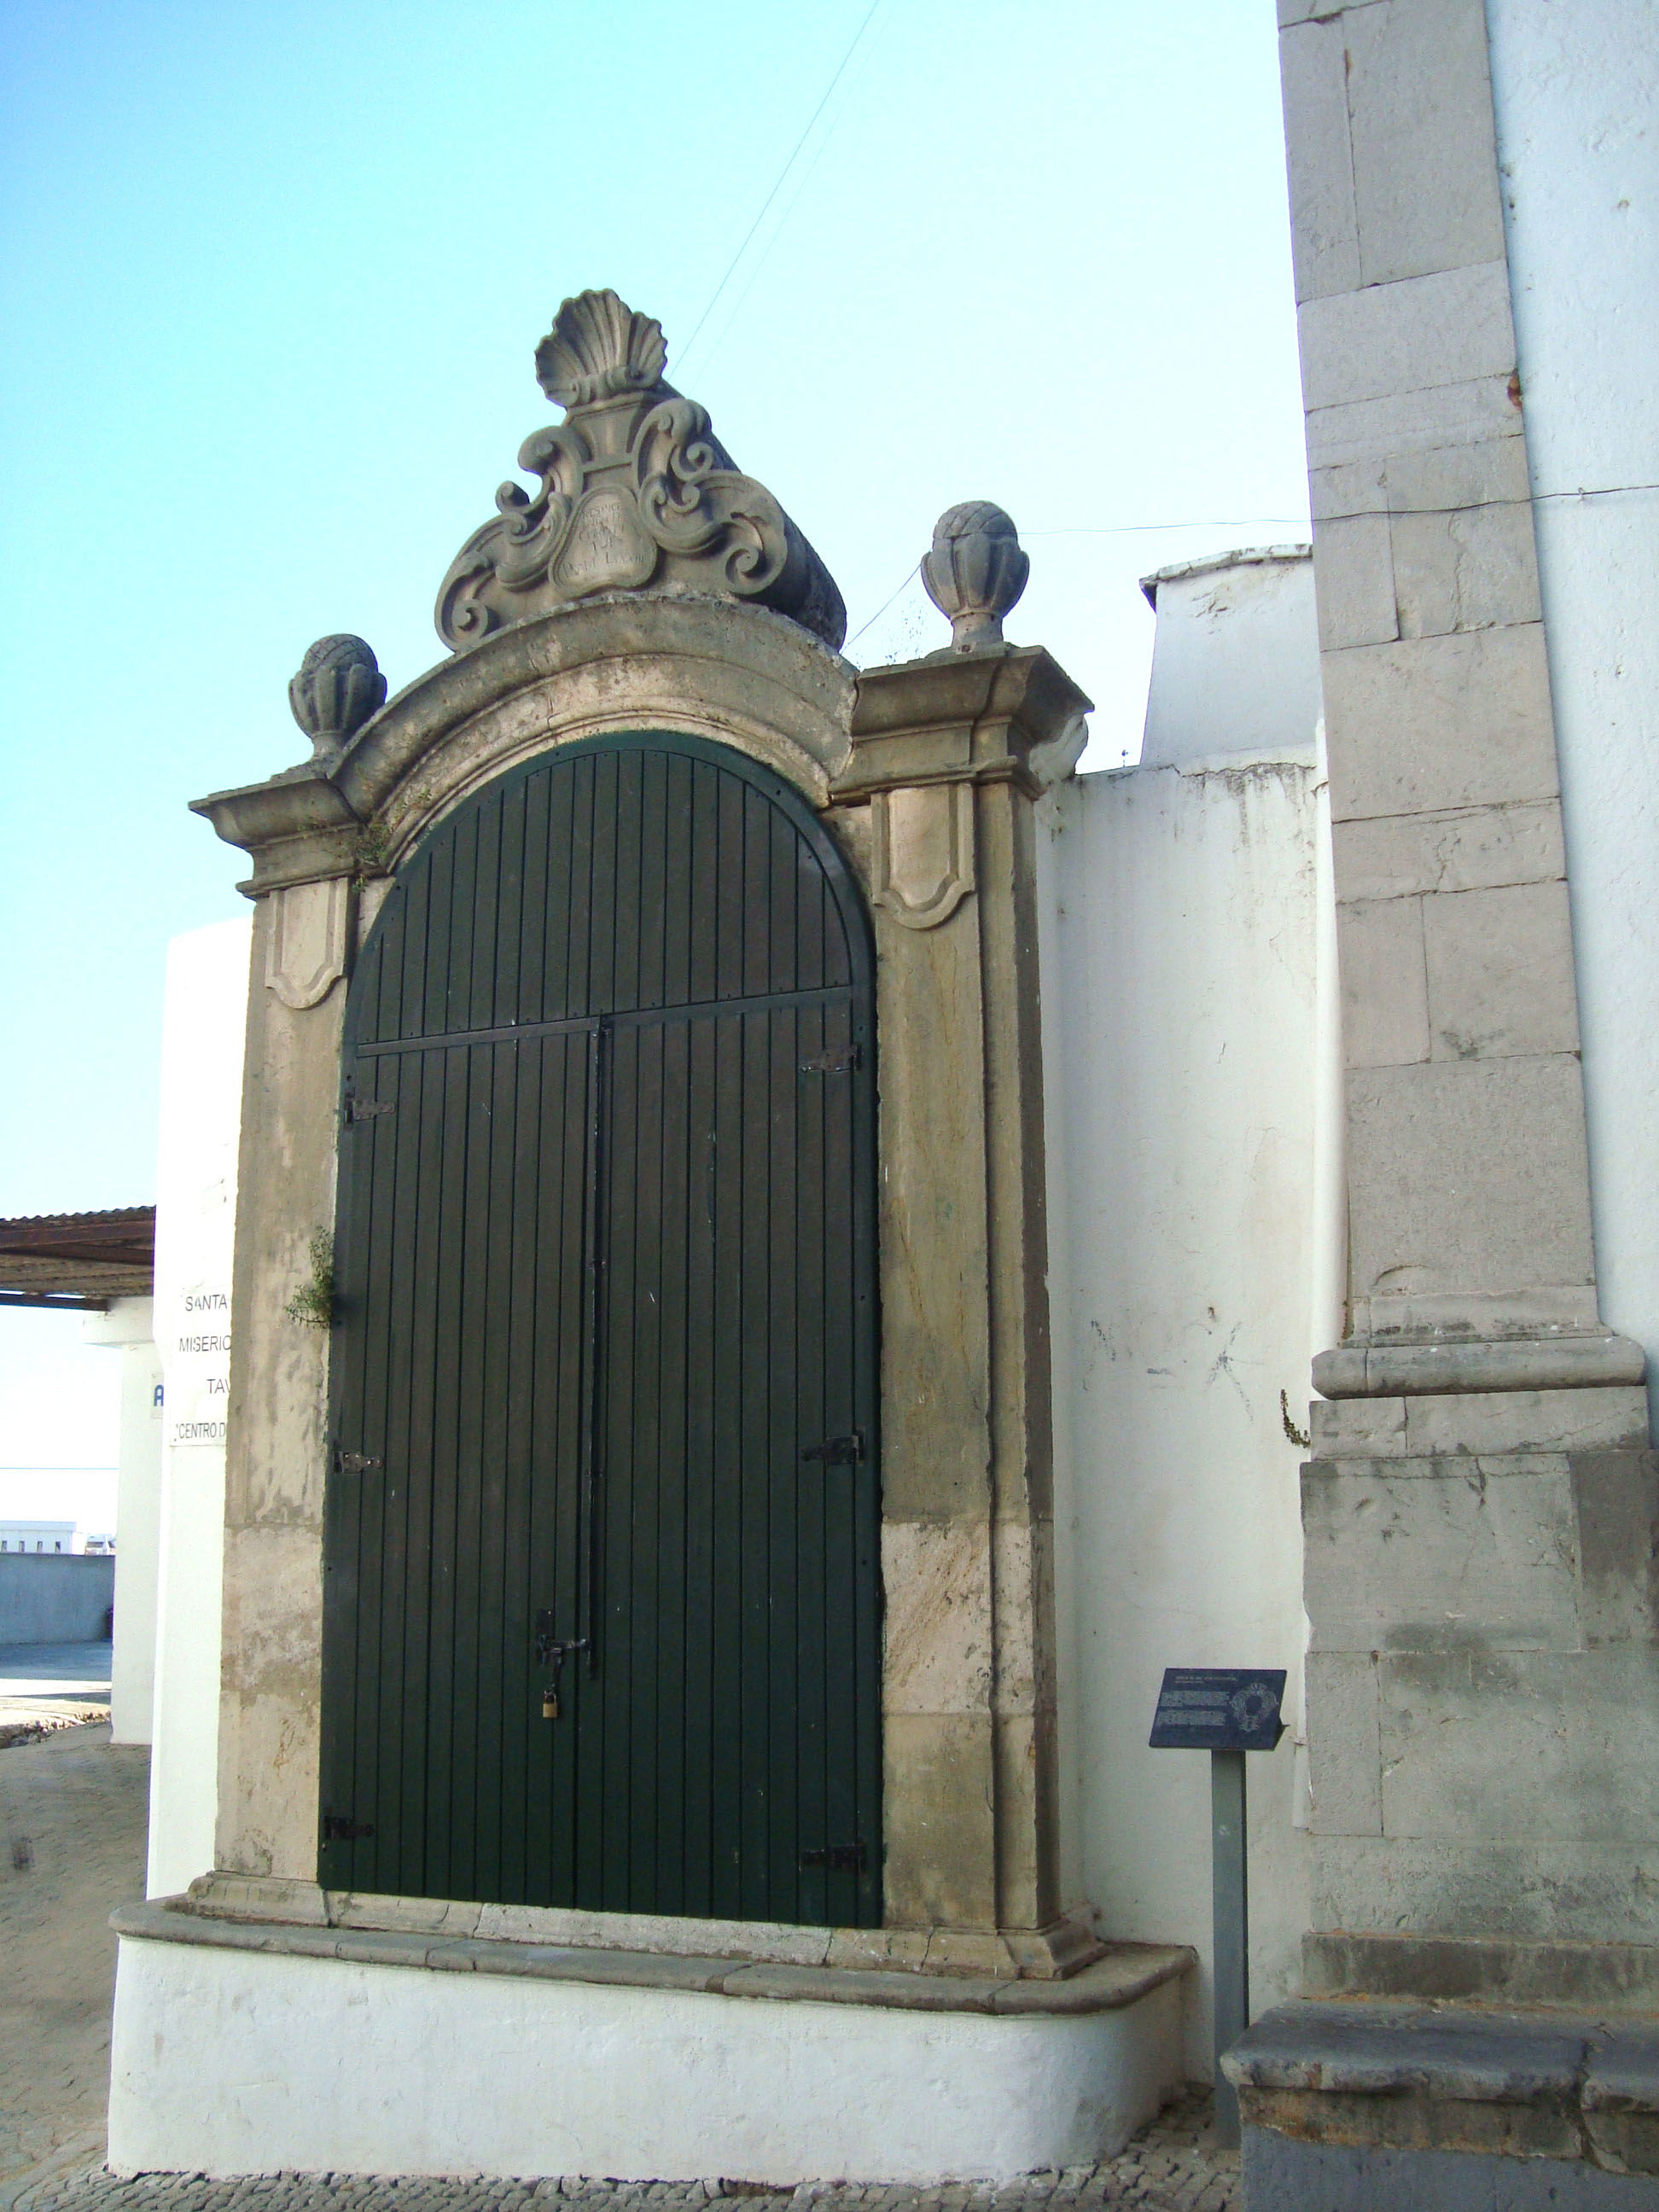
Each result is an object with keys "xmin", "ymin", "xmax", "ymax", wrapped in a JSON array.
[
  {"xmin": 109, "ymin": 1941, "xmax": 1181, "ymax": 2182},
  {"xmin": 1046, "ymin": 551, "xmax": 1332, "ymax": 2075},
  {"xmin": 148, "ymin": 916, "xmax": 251, "ymax": 1897},
  {"xmin": 81, "ymin": 1295, "xmax": 164, "ymax": 1743},
  {"xmin": 1487, "ymin": 0, "xmax": 1659, "ymax": 1426}
]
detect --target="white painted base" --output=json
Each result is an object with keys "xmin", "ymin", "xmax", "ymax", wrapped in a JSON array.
[{"xmin": 109, "ymin": 1936, "xmax": 1185, "ymax": 2183}]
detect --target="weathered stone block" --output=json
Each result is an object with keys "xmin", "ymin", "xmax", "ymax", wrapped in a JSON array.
[
  {"xmin": 216, "ymin": 1687, "xmax": 322, "ymax": 1882},
  {"xmin": 1324, "ymin": 625, "xmax": 1559, "ymax": 824},
  {"xmin": 881, "ymin": 1517, "xmax": 992, "ymax": 1716},
  {"xmin": 882, "ymin": 1712, "xmax": 997, "ymax": 1930},
  {"xmin": 1333, "ymin": 800, "xmax": 1565, "ymax": 900},
  {"xmin": 1573, "ymin": 1452, "xmax": 1659, "ymax": 1648},
  {"xmin": 1337, "ymin": 896, "xmax": 1429, "ymax": 1068},
  {"xmin": 1312, "ymin": 1834, "xmax": 1659, "ymax": 1946},
  {"xmin": 1422, "ymin": 880, "xmax": 1580, "ymax": 1061},
  {"xmin": 1313, "ymin": 513, "xmax": 1399, "ymax": 649},
  {"xmin": 1279, "ymin": 16, "xmax": 1362, "ymax": 303},
  {"xmin": 1345, "ymin": 0, "xmax": 1508, "ymax": 289},
  {"xmin": 1378, "ymin": 1648, "xmax": 1659, "ymax": 1842},
  {"xmin": 1306, "ymin": 1652, "xmax": 1382, "ymax": 1836},
  {"xmin": 1311, "ymin": 1395, "xmax": 1407, "ymax": 1458},
  {"xmin": 1298, "ymin": 261, "xmax": 1515, "ymax": 414},
  {"xmin": 1304, "ymin": 1457, "xmax": 1580, "ymax": 1654},
  {"xmin": 1402, "ymin": 1387, "xmax": 1647, "ymax": 1459},
  {"xmin": 1383, "ymin": 432, "xmax": 1534, "ymax": 515},
  {"xmin": 1392, "ymin": 500, "xmax": 1543, "ymax": 639},
  {"xmin": 1304, "ymin": 1927, "xmax": 1659, "ymax": 2012},
  {"xmin": 219, "ymin": 1522, "xmax": 326, "ymax": 1698},
  {"xmin": 1346, "ymin": 1055, "xmax": 1594, "ymax": 1305},
  {"xmin": 1306, "ymin": 373, "xmax": 1523, "ymax": 473}
]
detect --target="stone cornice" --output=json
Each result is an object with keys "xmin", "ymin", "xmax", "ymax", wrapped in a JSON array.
[
  {"xmin": 115, "ymin": 1895, "xmax": 1189, "ymax": 2017},
  {"xmin": 835, "ymin": 646, "xmax": 1091, "ymax": 801},
  {"xmin": 189, "ymin": 766, "xmax": 363, "ymax": 898}
]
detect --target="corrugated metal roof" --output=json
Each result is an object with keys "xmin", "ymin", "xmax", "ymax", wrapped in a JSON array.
[{"xmin": 0, "ymin": 1208, "xmax": 156, "ymax": 1309}]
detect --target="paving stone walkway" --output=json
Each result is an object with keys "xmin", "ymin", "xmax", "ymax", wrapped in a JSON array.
[
  {"xmin": 0, "ymin": 1719, "xmax": 149, "ymax": 2192},
  {"xmin": 11, "ymin": 2098, "xmax": 1237, "ymax": 2212}
]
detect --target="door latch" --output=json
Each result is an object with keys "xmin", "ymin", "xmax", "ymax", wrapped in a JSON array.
[
  {"xmin": 335, "ymin": 1447, "xmax": 382, "ymax": 1476},
  {"xmin": 799, "ymin": 1841, "xmax": 867, "ymax": 1873},
  {"xmin": 343, "ymin": 1090, "xmax": 394, "ymax": 1124},
  {"xmin": 535, "ymin": 1611, "xmax": 590, "ymax": 1720},
  {"xmin": 800, "ymin": 1430, "xmax": 865, "ymax": 1467},
  {"xmin": 322, "ymin": 1813, "xmax": 375, "ymax": 1842},
  {"xmin": 798, "ymin": 1045, "xmax": 863, "ymax": 1076}
]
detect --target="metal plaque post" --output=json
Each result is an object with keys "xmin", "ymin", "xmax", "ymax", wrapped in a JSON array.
[{"xmin": 1149, "ymin": 1665, "xmax": 1287, "ymax": 2151}]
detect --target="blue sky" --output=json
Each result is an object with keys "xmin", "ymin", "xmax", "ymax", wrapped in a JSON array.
[{"xmin": 0, "ymin": 0, "xmax": 1307, "ymax": 1511}]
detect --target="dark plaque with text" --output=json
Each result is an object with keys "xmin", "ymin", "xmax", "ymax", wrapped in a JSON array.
[{"xmin": 1149, "ymin": 1667, "xmax": 1286, "ymax": 1751}]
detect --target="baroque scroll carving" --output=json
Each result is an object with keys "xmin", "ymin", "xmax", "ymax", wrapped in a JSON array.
[{"xmin": 437, "ymin": 291, "xmax": 846, "ymax": 653}]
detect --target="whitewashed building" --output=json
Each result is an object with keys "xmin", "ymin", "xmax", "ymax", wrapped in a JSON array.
[{"xmin": 103, "ymin": 4, "xmax": 1657, "ymax": 2205}]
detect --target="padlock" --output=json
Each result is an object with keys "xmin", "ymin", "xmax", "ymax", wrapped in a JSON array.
[{"xmin": 542, "ymin": 1687, "xmax": 559, "ymax": 1721}]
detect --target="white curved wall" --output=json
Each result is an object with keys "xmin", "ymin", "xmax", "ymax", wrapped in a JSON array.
[{"xmin": 1045, "ymin": 552, "xmax": 1330, "ymax": 2075}]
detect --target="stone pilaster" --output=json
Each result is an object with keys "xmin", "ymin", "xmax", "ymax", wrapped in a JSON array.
[
  {"xmin": 828, "ymin": 645, "xmax": 1092, "ymax": 1975},
  {"xmin": 190, "ymin": 765, "xmax": 364, "ymax": 1881},
  {"xmin": 1259, "ymin": 1, "xmax": 1659, "ymax": 2194}
]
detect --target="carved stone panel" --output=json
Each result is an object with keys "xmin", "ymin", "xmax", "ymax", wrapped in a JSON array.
[
  {"xmin": 870, "ymin": 783, "xmax": 976, "ymax": 928},
  {"xmin": 265, "ymin": 876, "xmax": 352, "ymax": 1010}
]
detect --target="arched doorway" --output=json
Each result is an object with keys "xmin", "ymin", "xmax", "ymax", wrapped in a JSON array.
[{"xmin": 318, "ymin": 731, "xmax": 881, "ymax": 1927}]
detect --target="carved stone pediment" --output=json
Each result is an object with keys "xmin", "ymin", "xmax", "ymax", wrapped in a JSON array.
[{"xmin": 436, "ymin": 290, "xmax": 846, "ymax": 653}]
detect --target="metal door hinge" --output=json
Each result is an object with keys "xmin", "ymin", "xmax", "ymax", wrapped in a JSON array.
[
  {"xmin": 344, "ymin": 1091, "xmax": 394, "ymax": 1123},
  {"xmin": 322, "ymin": 1813, "xmax": 375, "ymax": 1842},
  {"xmin": 334, "ymin": 1447, "xmax": 382, "ymax": 1476},
  {"xmin": 798, "ymin": 1044, "xmax": 863, "ymax": 1075},
  {"xmin": 800, "ymin": 1430, "xmax": 865, "ymax": 1467},
  {"xmin": 799, "ymin": 1841, "xmax": 867, "ymax": 1874}
]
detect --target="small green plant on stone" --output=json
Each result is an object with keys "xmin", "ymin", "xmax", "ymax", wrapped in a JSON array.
[
  {"xmin": 286, "ymin": 1231, "xmax": 335, "ymax": 1330},
  {"xmin": 354, "ymin": 822, "xmax": 392, "ymax": 879}
]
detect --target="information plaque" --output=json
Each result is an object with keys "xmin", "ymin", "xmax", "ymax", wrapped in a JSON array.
[{"xmin": 1149, "ymin": 1667, "xmax": 1286, "ymax": 1751}]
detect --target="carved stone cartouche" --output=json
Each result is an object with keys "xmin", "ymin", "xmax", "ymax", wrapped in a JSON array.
[
  {"xmin": 921, "ymin": 501, "xmax": 1029, "ymax": 653},
  {"xmin": 436, "ymin": 288, "xmax": 847, "ymax": 654},
  {"xmin": 288, "ymin": 635, "xmax": 387, "ymax": 758}
]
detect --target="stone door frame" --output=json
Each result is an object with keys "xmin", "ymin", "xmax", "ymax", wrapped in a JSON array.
[{"xmin": 195, "ymin": 591, "xmax": 1097, "ymax": 1978}]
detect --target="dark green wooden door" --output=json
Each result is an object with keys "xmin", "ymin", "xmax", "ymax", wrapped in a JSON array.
[{"xmin": 318, "ymin": 732, "xmax": 881, "ymax": 1927}]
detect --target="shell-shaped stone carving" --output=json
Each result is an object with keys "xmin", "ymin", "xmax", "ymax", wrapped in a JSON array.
[
  {"xmin": 534, "ymin": 289, "xmax": 668, "ymax": 407},
  {"xmin": 922, "ymin": 501, "xmax": 1030, "ymax": 653},
  {"xmin": 437, "ymin": 292, "xmax": 846, "ymax": 652},
  {"xmin": 288, "ymin": 634, "xmax": 387, "ymax": 756}
]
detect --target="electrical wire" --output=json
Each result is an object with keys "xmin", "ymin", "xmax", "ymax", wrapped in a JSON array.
[
  {"xmin": 845, "ymin": 516, "xmax": 1314, "ymax": 649},
  {"xmin": 677, "ymin": 0, "xmax": 885, "ymax": 378}
]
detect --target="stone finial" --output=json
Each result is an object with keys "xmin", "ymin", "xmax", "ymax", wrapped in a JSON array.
[
  {"xmin": 288, "ymin": 635, "xmax": 387, "ymax": 758},
  {"xmin": 436, "ymin": 289, "xmax": 846, "ymax": 654},
  {"xmin": 921, "ymin": 502, "xmax": 1030, "ymax": 654},
  {"xmin": 534, "ymin": 290, "xmax": 667, "ymax": 406}
]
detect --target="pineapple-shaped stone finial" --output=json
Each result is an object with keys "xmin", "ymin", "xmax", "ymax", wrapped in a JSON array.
[
  {"xmin": 921, "ymin": 502, "xmax": 1029, "ymax": 654},
  {"xmin": 288, "ymin": 635, "xmax": 387, "ymax": 759}
]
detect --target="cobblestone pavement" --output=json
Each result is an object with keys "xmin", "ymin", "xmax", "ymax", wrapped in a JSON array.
[
  {"xmin": 9, "ymin": 2094, "xmax": 1236, "ymax": 2212},
  {"xmin": 0, "ymin": 1720, "xmax": 149, "ymax": 2188}
]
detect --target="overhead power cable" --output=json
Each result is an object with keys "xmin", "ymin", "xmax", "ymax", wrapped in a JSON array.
[
  {"xmin": 846, "ymin": 515, "xmax": 1314, "ymax": 649},
  {"xmin": 677, "ymin": 0, "xmax": 885, "ymax": 376}
]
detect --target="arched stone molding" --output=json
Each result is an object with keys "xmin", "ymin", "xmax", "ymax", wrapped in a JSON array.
[
  {"xmin": 195, "ymin": 597, "xmax": 856, "ymax": 903},
  {"xmin": 358, "ymin": 602, "xmax": 855, "ymax": 879}
]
